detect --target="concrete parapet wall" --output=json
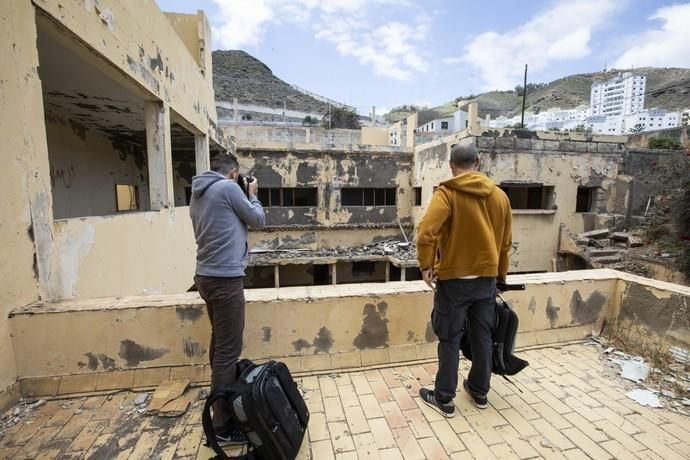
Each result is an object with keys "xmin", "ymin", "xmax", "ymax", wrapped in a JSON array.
[{"xmin": 9, "ymin": 270, "xmax": 653, "ymax": 398}]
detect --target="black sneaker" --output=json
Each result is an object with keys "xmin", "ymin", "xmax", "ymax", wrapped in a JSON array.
[
  {"xmin": 216, "ymin": 427, "xmax": 248, "ymax": 446},
  {"xmin": 463, "ymin": 379, "xmax": 488, "ymax": 409},
  {"xmin": 419, "ymin": 388, "xmax": 455, "ymax": 418}
]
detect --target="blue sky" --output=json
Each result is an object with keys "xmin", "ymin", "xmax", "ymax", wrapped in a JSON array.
[{"xmin": 158, "ymin": 0, "xmax": 690, "ymax": 113}]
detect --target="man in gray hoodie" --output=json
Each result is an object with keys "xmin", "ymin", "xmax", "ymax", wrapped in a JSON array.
[{"xmin": 190, "ymin": 154, "xmax": 265, "ymax": 444}]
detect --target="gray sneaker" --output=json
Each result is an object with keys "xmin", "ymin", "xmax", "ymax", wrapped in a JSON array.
[{"xmin": 419, "ymin": 388, "xmax": 455, "ymax": 418}]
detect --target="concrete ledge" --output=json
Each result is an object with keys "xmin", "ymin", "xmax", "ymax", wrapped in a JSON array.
[
  {"xmin": 9, "ymin": 270, "xmax": 689, "ymax": 398},
  {"xmin": 15, "ymin": 325, "xmax": 593, "ymax": 398}
]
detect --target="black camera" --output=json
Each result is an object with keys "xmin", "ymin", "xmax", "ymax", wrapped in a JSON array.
[{"xmin": 237, "ymin": 174, "xmax": 255, "ymax": 197}]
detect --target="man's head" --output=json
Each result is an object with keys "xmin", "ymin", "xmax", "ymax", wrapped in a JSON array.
[
  {"xmin": 211, "ymin": 154, "xmax": 239, "ymax": 180},
  {"xmin": 449, "ymin": 143, "xmax": 479, "ymax": 175}
]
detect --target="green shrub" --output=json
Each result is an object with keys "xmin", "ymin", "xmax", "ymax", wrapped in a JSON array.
[{"xmin": 648, "ymin": 137, "xmax": 682, "ymax": 150}]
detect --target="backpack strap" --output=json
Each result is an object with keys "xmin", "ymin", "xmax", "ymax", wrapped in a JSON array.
[{"xmin": 202, "ymin": 388, "xmax": 257, "ymax": 460}]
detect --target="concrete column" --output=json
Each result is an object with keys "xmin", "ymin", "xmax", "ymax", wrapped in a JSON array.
[
  {"xmin": 233, "ymin": 97, "xmax": 238, "ymax": 123},
  {"xmin": 385, "ymin": 262, "xmax": 390, "ymax": 282},
  {"xmin": 194, "ymin": 134, "xmax": 210, "ymax": 175},
  {"xmin": 330, "ymin": 264, "xmax": 337, "ymax": 286},
  {"xmin": 400, "ymin": 267, "xmax": 407, "ymax": 281},
  {"xmin": 274, "ymin": 265, "xmax": 280, "ymax": 288},
  {"xmin": 145, "ymin": 101, "xmax": 174, "ymax": 210},
  {"xmin": 467, "ymin": 102, "xmax": 480, "ymax": 135}
]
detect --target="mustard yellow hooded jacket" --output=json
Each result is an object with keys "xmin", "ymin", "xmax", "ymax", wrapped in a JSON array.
[{"xmin": 416, "ymin": 171, "xmax": 512, "ymax": 281}]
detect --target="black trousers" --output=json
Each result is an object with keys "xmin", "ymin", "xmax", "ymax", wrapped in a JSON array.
[
  {"xmin": 195, "ymin": 275, "xmax": 245, "ymax": 429},
  {"xmin": 431, "ymin": 277, "xmax": 496, "ymax": 402}
]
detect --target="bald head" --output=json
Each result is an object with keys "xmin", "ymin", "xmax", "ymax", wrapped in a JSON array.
[{"xmin": 450, "ymin": 143, "xmax": 479, "ymax": 170}]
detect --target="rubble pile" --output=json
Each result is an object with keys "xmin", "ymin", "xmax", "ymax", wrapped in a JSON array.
[
  {"xmin": 0, "ymin": 399, "xmax": 46, "ymax": 437},
  {"xmin": 248, "ymin": 237, "xmax": 417, "ymax": 265},
  {"xmin": 589, "ymin": 337, "xmax": 690, "ymax": 414},
  {"xmin": 575, "ymin": 228, "xmax": 654, "ymax": 276}
]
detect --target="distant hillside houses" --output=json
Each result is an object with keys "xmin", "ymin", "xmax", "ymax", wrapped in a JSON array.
[
  {"xmin": 478, "ymin": 72, "xmax": 690, "ymax": 135},
  {"xmin": 416, "ymin": 108, "xmax": 468, "ymax": 133}
]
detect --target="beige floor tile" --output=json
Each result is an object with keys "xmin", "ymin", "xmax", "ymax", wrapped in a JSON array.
[
  {"xmin": 418, "ymin": 436, "xmax": 451, "ymax": 460},
  {"xmin": 328, "ymin": 421, "xmax": 356, "ymax": 454},
  {"xmin": 368, "ymin": 418, "xmax": 397, "ymax": 450},
  {"xmin": 391, "ymin": 426, "xmax": 425, "ymax": 460}
]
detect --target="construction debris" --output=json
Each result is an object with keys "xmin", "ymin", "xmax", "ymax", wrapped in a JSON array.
[
  {"xmin": 248, "ymin": 237, "xmax": 416, "ymax": 265},
  {"xmin": 147, "ymin": 379, "xmax": 190, "ymax": 417},
  {"xmin": 578, "ymin": 229, "xmax": 610, "ymax": 239},
  {"xmin": 626, "ymin": 389, "xmax": 663, "ymax": 408}
]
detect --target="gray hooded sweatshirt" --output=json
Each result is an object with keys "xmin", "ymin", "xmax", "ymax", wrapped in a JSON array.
[{"xmin": 190, "ymin": 171, "xmax": 265, "ymax": 277}]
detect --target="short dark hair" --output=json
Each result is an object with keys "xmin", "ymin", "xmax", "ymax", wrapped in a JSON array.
[
  {"xmin": 450, "ymin": 143, "xmax": 479, "ymax": 168},
  {"xmin": 211, "ymin": 154, "xmax": 238, "ymax": 175}
]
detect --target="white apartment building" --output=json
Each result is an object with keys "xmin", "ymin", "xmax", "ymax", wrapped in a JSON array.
[
  {"xmin": 590, "ymin": 72, "xmax": 645, "ymax": 116},
  {"xmin": 483, "ymin": 106, "xmax": 589, "ymax": 131},
  {"xmin": 475, "ymin": 73, "xmax": 685, "ymax": 135},
  {"xmin": 623, "ymin": 108, "xmax": 682, "ymax": 133},
  {"xmin": 416, "ymin": 109, "xmax": 468, "ymax": 133}
]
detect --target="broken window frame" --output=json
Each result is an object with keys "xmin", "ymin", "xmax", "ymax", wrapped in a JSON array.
[
  {"xmin": 414, "ymin": 187, "xmax": 422, "ymax": 206},
  {"xmin": 341, "ymin": 187, "xmax": 397, "ymax": 207},
  {"xmin": 499, "ymin": 183, "xmax": 555, "ymax": 211},
  {"xmin": 575, "ymin": 186, "xmax": 597, "ymax": 213},
  {"xmin": 257, "ymin": 187, "xmax": 318, "ymax": 207}
]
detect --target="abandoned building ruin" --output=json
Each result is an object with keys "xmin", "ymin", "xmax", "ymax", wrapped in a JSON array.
[{"xmin": 1, "ymin": 1, "xmax": 690, "ymax": 459}]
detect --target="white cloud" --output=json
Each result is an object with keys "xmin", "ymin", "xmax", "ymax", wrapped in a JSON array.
[
  {"xmin": 461, "ymin": 0, "xmax": 623, "ymax": 90},
  {"xmin": 614, "ymin": 3, "xmax": 690, "ymax": 69},
  {"xmin": 212, "ymin": 0, "xmax": 274, "ymax": 49},
  {"xmin": 210, "ymin": 0, "xmax": 427, "ymax": 80}
]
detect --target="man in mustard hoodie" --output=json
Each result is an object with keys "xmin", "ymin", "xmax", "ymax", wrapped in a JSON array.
[{"xmin": 416, "ymin": 143, "xmax": 512, "ymax": 415}]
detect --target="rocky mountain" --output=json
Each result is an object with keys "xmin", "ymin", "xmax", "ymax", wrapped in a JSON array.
[{"xmin": 213, "ymin": 50, "xmax": 331, "ymax": 114}]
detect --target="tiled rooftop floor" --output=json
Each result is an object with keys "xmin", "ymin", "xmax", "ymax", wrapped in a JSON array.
[{"xmin": 1, "ymin": 343, "xmax": 689, "ymax": 459}]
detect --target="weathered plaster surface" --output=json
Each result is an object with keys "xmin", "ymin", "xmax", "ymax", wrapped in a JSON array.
[
  {"xmin": 9, "ymin": 272, "xmax": 619, "ymax": 379},
  {"xmin": 48, "ymin": 210, "xmax": 197, "ymax": 299},
  {"xmin": 237, "ymin": 149, "xmax": 414, "ymax": 228},
  {"xmin": 34, "ymin": 0, "xmax": 219, "ymax": 140},
  {"xmin": 413, "ymin": 135, "xmax": 623, "ymax": 272},
  {"xmin": 0, "ymin": 0, "xmax": 53, "ymax": 401}
]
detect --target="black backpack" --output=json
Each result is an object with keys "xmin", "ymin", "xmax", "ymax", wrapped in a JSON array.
[
  {"xmin": 202, "ymin": 359, "xmax": 310, "ymax": 460},
  {"xmin": 460, "ymin": 289, "xmax": 529, "ymax": 379}
]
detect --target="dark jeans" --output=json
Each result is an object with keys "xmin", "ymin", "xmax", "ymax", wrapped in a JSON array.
[
  {"xmin": 431, "ymin": 277, "xmax": 496, "ymax": 403},
  {"xmin": 195, "ymin": 275, "xmax": 245, "ymax": 429}
]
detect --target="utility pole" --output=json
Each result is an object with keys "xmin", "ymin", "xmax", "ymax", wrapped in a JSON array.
[{"xmin": 520, "ymin": 64, "xmax": 528, "ymax": 129}]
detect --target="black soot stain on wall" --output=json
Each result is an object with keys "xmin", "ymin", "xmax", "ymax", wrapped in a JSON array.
[
  {"xmin": 119, "ymin": 339, "xmax": 170, "ymax": 367},
  {"xmin": 545, "ymin": 297, "xmax": 560, "ymax": 328},
  {"xmin": 176, "ymin": 305, "xmax": 204, "ymax": 322},
  {"xmin": 353, "ymin": 301, "xmax": 390, "ymax": 349},
  {"xmin": 183, "ymin": 338, "xmax": 206, "ymax": 358},
  {"xmin": 569, "ymin": 290, "xmax": 607, "ymax": 324},
  {"xmin": 292, "ymin": 338, "xmax": 312, "ymax": 352},
  {"xmin": 313, "ymin": 327, "xmax": 334, "ymax": 353}
]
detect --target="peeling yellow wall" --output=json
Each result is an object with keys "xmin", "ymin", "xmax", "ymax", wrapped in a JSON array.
[
  {"xmin": 413, "ymin": 136, "xmax": 621, "ymax": 272},
  {"xmin": 236, "ymin": 149, "xmax": 414, "ymax": 228},
  {"xmin": 0, "ymin": 0, "xmax": 52, "ymax": 401},
  {"xmin": 164, "ymin": 13, "xmax": 201, "ymax": 67},
  {"xmin": 617, "ymin": 276, "xmax": 690, "ymax": 348},
  {"xmin": 48, "ymin": 209, "xmax": 197, "ymax": 299},
  {"xmin": 9, "ymin": 272, "xmax": 617, "ymax": 380},
  {"xmin": 361, "ymin": 127, "xmax": 389, "ymax": 146},
  {"xmin": 33, "ymin": 0, "xmax": 218, "ymax": 139}
]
